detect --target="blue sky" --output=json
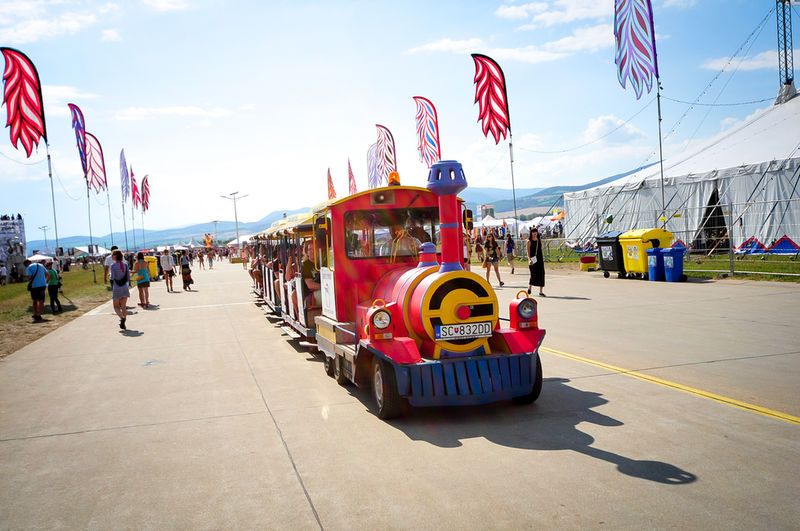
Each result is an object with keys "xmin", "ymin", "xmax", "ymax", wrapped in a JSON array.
[{"xmin": 1, "ymin": 0, "xmax": 796, "ymax": 244}]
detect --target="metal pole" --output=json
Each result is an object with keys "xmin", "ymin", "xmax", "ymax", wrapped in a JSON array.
[
  {"xmin": 105, "ymin": 187, "xmax": 114, "ymax": 247},
  {"xmin": 657, "ymin": 83, "xmax": 667, "ymax": 228},
  {"xmin": 86, "ymin": 182, "xmax": 97, "ymax": 283},
  {"xmin": 131, "ymin": 203, "xmax": 137, "ymax": 251},
  {"xmin": 729, "ymin": 202, "xmax": 735, "ymax": 276},
  {"xmin": 141, "ymin": 210, "xmax": 146, "ymax": 250},
  {"xmin": 38, "ymin": 225, "xmax": 48, "ymax": 249},
  {"xmin": 121, "ymin": 200, "xmax": 129, "ymax": 252},
  {"xmin": 45, "ymin": 144, "xmax": 60, "ymax": 254},
  {"xmin": 221, "ymin": 193, "xmax": 247, "ymax": 250},
  {"xmin": 508, "ymin": 132, "xmax": 519, "ymax": 236}
]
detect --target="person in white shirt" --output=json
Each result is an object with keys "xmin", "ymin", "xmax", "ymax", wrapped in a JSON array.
[
  {"xmin": 159, "ymin": 249, "xmax": 177, "ymax": 292},
  {"xmin": 0, "ymin": 263, "xmax": 7, "ymax": 285},
  {"xmin": 103, "ymin": 246, "xmax": 119, "ymax": 284}
]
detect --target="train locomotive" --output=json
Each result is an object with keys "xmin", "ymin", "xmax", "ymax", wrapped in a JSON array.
[{"xmin": 253, "ymin": 160, "xmax": 545, "ymax": 418}]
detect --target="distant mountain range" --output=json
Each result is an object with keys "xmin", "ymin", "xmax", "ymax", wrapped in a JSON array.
[{"xmin": 26, "ymin": 167, "xmax": 653, "ymax": 251}]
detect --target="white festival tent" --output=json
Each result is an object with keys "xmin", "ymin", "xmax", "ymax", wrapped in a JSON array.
[
  {"xmin": 563, "ymin": 93, "xmax": 800, "ymax": 252},
  {"xmin": 474, "ymin": 215, "xmax": 523, "ymax": 236}
]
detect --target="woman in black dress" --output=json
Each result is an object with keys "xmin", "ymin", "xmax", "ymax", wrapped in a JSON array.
[{"xmin": 527, "ymin": 228, "xmax": 545, "ymax": 296}]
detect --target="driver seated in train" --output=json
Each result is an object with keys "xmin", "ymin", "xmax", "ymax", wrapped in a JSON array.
[{"xmin": 300, "ymin": 240, "xmax": 321, "ymax": 307}]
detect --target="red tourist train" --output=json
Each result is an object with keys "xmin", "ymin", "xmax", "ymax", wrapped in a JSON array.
[{"xmin": 252, "ymin": 160, "xmax": 545, "ymax": 418}]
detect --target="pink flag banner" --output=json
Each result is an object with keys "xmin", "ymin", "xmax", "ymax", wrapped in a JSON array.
[
  {"xmin": 367, "ymin": 143, "xmax": 380, "ymax": 189},
  {"xmin": 614, "ymin": 0, "xmax": 659, "ymax": 99},
  {"xmin": 471, "ymin": 54, "xmax": 511, "ymax": 144},
  {"xmin": 85, "ymin": 132, "xmax": 107, "ymax": 193},
  {"xmin": 348, "ymin": 159, "xmax": 357, "ymax": 195},
  {"xmin": 375, "ymin": 124, "xmax": 397, "ymax": 182},
  {"xmin": 412, "ymin": 96, "xmax": 441, "ymax": 167},
  {"xmin": 0, "ymin": 47, "xmax": 47, "ymax": 157}
]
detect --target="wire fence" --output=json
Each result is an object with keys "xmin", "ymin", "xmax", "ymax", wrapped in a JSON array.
[{"xmin": 510, "ymin": 198, "xmax": 800, "ymax": 278}]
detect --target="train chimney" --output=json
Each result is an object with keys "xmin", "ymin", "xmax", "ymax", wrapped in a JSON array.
[{"xmin": 426, "ymin": 160, "xmax": 467, "ymax": 272}]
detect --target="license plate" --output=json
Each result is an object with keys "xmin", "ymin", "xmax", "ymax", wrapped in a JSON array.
[{"xmin": 435, "ymin": 321, "xmax": 493, "ymax": 340}]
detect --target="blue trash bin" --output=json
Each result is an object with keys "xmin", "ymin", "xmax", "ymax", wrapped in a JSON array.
[
  {"xmin": 661, "ymin": 247, "xmax": 686, "ymax": 282},
  {"xmin": 646, "ymin": 248, "xmax": 665, "ymax": 281}
]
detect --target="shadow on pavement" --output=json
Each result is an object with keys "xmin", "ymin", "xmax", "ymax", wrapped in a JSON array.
[
  {"xmin": 353, "ymin": 377, "xmax": 697, "ymax": 485},
  {"xmin": 120, "ymin": 329, "xmax": 144, "ymax": 337}
]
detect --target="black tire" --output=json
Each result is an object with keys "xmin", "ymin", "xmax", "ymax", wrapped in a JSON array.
[
  {"xmin": 643, "ymin": 272, "xmax": 649, "ymax": 280},
  {"xmin": 512, "ymin": 353, "xmax": 543, "ymax": 405},
  {"xmin": 334, "ymin": 355, "xmax": 349, "ymax": 386},
  {"xmin": 372, "ymin": 358, "xmax": 403, "ymax": 419},
  {"xmin": 323, "ymin": 354, "xmax": 334, "ymax": 377},
  {"xmin": 680, "ymin": 274, "xmax": 688, "ymax": 282},
  {"xmin": 617, "ymin": 272, "xmax": 626, "ymax": 279},
  {"xmin": 603, "ymin": 270, "xmax": 610, "ymax": 278}
]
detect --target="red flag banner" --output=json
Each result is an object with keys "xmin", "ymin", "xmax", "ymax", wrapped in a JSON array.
[
  {"xmin": 141, "ymin": 175, "xmax": 150, "ymax": 211},
  {"xmin": 0, "ymin": 47, "xmax": 47, "ymax": 157},
  {"xmin": 471, "ymin": 53, "xmax": 511, "ymax": 144},
  {"xmin": 327, "ymin": 168, "xmax": 336, "ymax": 200},
  {"xmin": 375, "ymin": 124, "xmax": 397, "ymax": 182},
  {"xmin": 84, "ymin": 132, "xmax": 107, "ymax": 193},
  {"xmin": 131, "ymin": 168, "xmax": 140, "ymax": 208},
  {"xmin": 348, "ymin": 159, "xmax": 357, "ymax": 195}
]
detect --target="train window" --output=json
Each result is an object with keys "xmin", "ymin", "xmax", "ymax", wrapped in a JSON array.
[{"xmin": 344, "ymin": 208, "xmax": 438, "ymax": 259}]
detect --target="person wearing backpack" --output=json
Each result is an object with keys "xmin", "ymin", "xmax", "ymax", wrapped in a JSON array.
[
  {"xmin": 25, "ymin": 259, "xmax": 48, "ymax": 322},
  {"xmin": 109, "ymin": 249, "xmax": 131, "ymax": 330}
]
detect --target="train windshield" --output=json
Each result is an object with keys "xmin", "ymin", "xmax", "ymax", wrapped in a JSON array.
[{"xmin": 344, "ymin": 208, "xmax": 439, "ymax": 258}]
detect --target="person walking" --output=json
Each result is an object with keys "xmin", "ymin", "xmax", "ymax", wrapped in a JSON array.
[
  {"xmin": 505, "ymin": 233, "xmax": 516, "ymax": 274},
  {"xmin": 207, "ymin": 249, "xmax": 214, "ymax": 270},
  {"xmin": 103, "ymin": 245, "xmax": 119, "ymax": 284},
  {"xmin": 180, "ymin": 250, "xmax": 194, "ymax": 291},
  {"xmin": 132, "ymin": 252, "xmax": 151, "ymax": 308},
  {"xmin": 198, "ymin": 251, "xmax": 205, "ymax": 270},
  {"xmin": 484, "ymin": 232, "xmax": 504, "ymax": 287},
  {"xmin": 527, "ymin": 227, "xmax": 546, "ymax": 297},
  {"xmin": 159, "ymin": 249, "xmax": 177, "ymax": 292},
  {"xmin": 109, "ymin": 249, "xmax": 130, "ymax": 329},
  {"xmin": 45, "ymin": 261, "xmax": 62, "ymax": 313},
  {"xmin": 0, "ymin": 262, "xmax": 7, "ymax": 285},
  {"xmin": 25, "ymin": 259, "xmax": 48, "ymax": 322},
  {"xmin": 474, "ymin": 234, "xmax": 484, "ymax": 265}
]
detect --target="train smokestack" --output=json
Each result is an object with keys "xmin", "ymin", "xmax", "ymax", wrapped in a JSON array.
[{"xmin": 426, "ymin": 160, "xmax": 467, "ymax": 273}]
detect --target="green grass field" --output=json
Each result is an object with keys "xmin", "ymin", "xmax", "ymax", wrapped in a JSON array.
[{"xmin": 0, "ymin": 266, "xmax": 109, "ymax": 324}]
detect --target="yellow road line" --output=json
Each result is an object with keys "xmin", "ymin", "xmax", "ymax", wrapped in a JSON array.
[{"xmin": 540, "ymin": 346, "xmax": 800, "ymax": 425}]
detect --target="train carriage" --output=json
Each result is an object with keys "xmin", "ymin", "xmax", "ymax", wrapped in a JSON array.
[{"xmin": 301, "ymin": 160, "xmax": 546, "ymax": 418}]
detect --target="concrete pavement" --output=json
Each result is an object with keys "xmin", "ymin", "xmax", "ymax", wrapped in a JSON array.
[{"xmin": 1, "ymin": 261, "xmax": 798, "ymax": 529}]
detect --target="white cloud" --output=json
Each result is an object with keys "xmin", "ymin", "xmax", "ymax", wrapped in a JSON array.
[
  {"xmin": 702, "ymin": 50, "xmax": 792, "ymax": 71},
  {"xmin": 0, "ymin": 12, "xmax": 96, "ymax": 44},
  {"xmin": 663, "ymin": 0, "xmax": 697, "ymax": 7},
  {"xmin": 101, "ymin": 28, "xmax": 121, "ymax": 41},
  {"xmin": 582, "ymin": 115, "xmax": 645, "ymax": 144},
  {"xmin": 494, "ymin": 2, "xmax": 547, "ymax": 20},
  {"xmin": 142, "ymin": 0, "xmax": 190, "ymax": 11},
  {"xmin": 43, "ymin": 85, "xmax": 100, "ymax": 117},
  {"xmin": 405, "ymin": 38, "xmax": 485, "ymax": 54},
  {"xmin": 523, "ymin": 0, "xmax": 608, "ymax": 28},
  {"xmin": 115, "ymin": 106, "xmax": 232, "ymax": 121},
  {"xmin": 543, "ymin": 24, "xmax": 613, "ymax": 53}
]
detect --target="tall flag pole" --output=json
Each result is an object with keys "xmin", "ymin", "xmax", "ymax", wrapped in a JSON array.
[
  {"xmin": 348, "ymin": 159, "xmax": 357, "ymax": 195},
  {"xmin": 130, "ymin": 167, "xmax": 138, "ymax": 250},
  {"xmin": 140, "ymin": 175, "xmax": 149, "ymax": 249},
  {"xmin": 68, "ymin": 102, "xmax": 96, "ymax": 282},
  {"xmin": 471, "ymin": 54, "xmax": 518, "ymax": 232},
  {"xmin": 85, "ymin": 132, "xmax": 113, "ymax": 247},
  {"xmin": 614, "ymin": 0, "xmax": 664, "ymax": 219},
  {"xmin": 412, "ymin": 96, "xmax": 442, "ymax": 168},
  {"xmin": 119, "ymin": 149, "xmax": 130, "ymax": 251},
  {"xmin": 327, "ymin": 168, "xmax": 336, "ymax": 200},
  {"xmin": 375, "ymin": 124, "xmax": 397, "ymax": 184},
  {"xmin": 367, "ymin": 143, "xmax": 380, "ymax": 189},
  {"xmin": 1, "ymin": 47, "xmax": 60, "ymax": 253}
]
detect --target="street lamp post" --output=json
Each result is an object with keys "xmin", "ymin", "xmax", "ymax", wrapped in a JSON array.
[
  {"xmin": 220, "ymin": 192, "xmax": 247, "ymax": 250},
  {"xmin": 38, "ymin": 225, "xmax": 49, "ymax": 250}
]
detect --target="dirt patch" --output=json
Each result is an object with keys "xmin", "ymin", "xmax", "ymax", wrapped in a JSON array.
[{"xmin": 0, "ymin": 291, "xmax": 108, "ymax": 360}]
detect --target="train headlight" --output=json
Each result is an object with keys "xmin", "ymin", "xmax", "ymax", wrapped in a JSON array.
[
  {"xmin": 371, "ymin": 309, "xmax": 392, "ymax": 330},
  {"xmin": 517, "ymin": 298, "xmax": 537, "ymax": 320}
]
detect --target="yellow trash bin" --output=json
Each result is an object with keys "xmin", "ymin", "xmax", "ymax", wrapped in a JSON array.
[
  {"xmin": 145, "ymin": 256, "xmax": 159, "ymax": 280},
  {"xmin": 619, "ymin": 228, "xmax": 673, "ymax": 276}
]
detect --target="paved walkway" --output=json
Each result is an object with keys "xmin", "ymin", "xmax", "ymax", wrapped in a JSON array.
[{"xmin": 1, "ymin": 261, "xmax": 798, "ymax": 529}]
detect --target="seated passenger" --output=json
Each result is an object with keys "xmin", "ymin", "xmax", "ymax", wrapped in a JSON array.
[{"xmin": 300, "ymin": 241, "xmax": 321, "ymax": 307}]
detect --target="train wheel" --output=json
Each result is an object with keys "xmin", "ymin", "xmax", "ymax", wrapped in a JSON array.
[
  {"xmin": 603, "ymin": 271, "xmax": 610, "ymax": 278},
  {"xmin": 323, "ymin": 355, "xmax": 334, "ymax": 377},
  {"xmin": 334, "ymin": 355, "xmax": 348, "ymax": 386},
  {"xmin": 512, "ymin": 354, "xmax": 543, "ymax": 405},
  {"xmin": 372, "ymin": 359, "xmax": 403, "ymax": 419}
]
